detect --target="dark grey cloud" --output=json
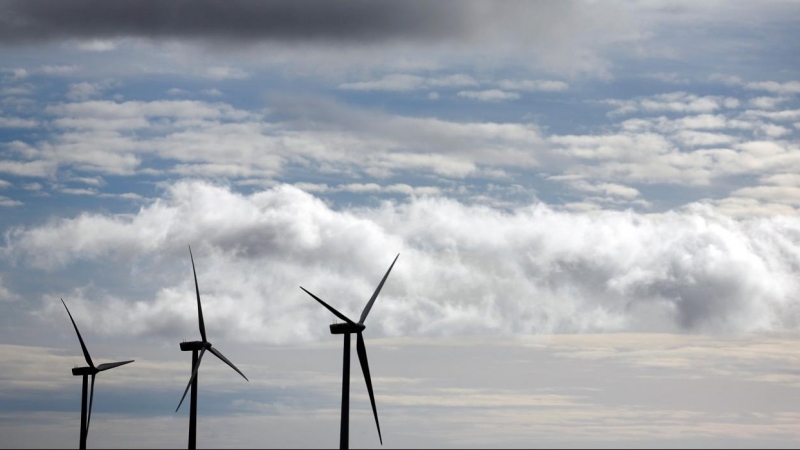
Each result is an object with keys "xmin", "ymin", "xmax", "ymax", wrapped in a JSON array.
[{"xmin": 0, "ymin": 0, "xmax": 558, "ymax": 45}]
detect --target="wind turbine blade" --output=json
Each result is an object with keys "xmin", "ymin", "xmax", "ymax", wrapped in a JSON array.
[
  {"xmin": 61, "ymin": 299, "xmax": 94, "ymax": 368},
  {"xmin": 175, "ymin": 348, "xmax": 206, "ymax": 413},
  {"xmin": 189, "ymin": 246, "xmax": 207, "ymax": 343},
  {"xmin": 299, "ymin": 287, "xmax": 355, "ymax": 325},
  {"xmin": 359, "ymin": 254, "xmax": 399, "ymax": 325},
  {"xmin": 86, "ymin": 373, "xmax": 96, "ymax": 434},
  {"xmin": 208, "ymin": 347, "xmax": 248, "ymax": 382},
  {"xmin": 356, "ymin": 332, "xmax": 382, "ymax": 445},
  {"xmin": 97, "ymin": 360, "xmax": 134, "ymax": 372}
]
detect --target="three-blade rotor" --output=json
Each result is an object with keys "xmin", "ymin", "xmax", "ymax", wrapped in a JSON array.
[
  {"xmin": 61, "ymin": 299, "xmax": 133, "ymax": 436},
  {"xmin": 176, "ymin": 246, "xmax": 249, "ymax": 413},
  {"xmin": 300, "ymin": 253, "xmax": 399, "ymax": 445}
]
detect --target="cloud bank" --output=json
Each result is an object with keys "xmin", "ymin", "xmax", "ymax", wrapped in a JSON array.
[
  {"xmin": 0, "ymin": 1, "xmax": 652, "ymax": 76},
  {"xmin": 0, "ymin": 1, "xmax": 595, "ymax": 45},
  {"xmin": 5, "ymin": 181, "xmax": 800, "ymax": 343}
]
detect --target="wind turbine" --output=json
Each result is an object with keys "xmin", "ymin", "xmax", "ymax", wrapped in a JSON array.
[
  {"xmin": 61, "ymin": 299, "xmax": 134, "ymax": 450},
  {"xmin": 176, "ymin": 246, "xmax": 249, "ymax": 450},
  {"xmin": 300, "ymin": 253, "xmax": 399, "ymax": 450}
]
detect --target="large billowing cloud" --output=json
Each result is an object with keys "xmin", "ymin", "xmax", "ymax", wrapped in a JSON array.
[{"xmin": 4, "ymin": 180, "xmax": 800, "ymax": 343}]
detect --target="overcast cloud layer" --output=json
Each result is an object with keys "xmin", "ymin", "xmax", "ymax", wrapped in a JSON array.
[
  {"xmin": 0, "ymin": 1, "xmax": 621, "ymax": 46},
  {"xmin": 0, "ymin": 0, "xmax": 472, "ymax": 44}
]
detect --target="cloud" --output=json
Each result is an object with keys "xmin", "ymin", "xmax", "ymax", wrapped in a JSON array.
[
  {"xmin": 294, "ymin": 182, "xmax": 441, "ymax": 196},
  {"xmin": 0, "ymin": 1, "xmax": 658, "ymax": 77},
  {"xmin": 3, "ymin": 94, "xmax": 798, "ymax": 211},
  {"xmin": 567, "ymin": 180, "xmax": 641, "ymax": 199},
  {"xmin": 457, "ymin": 89, "xmax": 519, "ymax": 102},
  {"xmin": 732, "ymin": 186, "xmax": 800, "ymax": 206},
  {"xmin": 644, "ymin": 72, "xmax": 690, "ymax": 85},
  {"xmin": 2, "ymin": 67, "xmax": 27, "ymax": 80},
  {"xmin": 0, "ymin": 116, "xmax": 37, "ymax": 128},
  {"xmin": 5, "ymin": 181, "xmax": 800, "ymax": 343},
  {"xmin": 745, "ymin": 81, "xmax": 800, "ymax": 96},
  {"xmin": 672, "ymin": 130, "xmax": 739, "ymax": 147},
  {"xmin": 711, "ymin": 75, "xmax": 800, "ymax": 96},
  {"xmin": 39, "ymin": 64, "xmax": 81, "ymax": 75},
  {"xmin": 339, "ymin": 73, "xmax": 478, "ymax": 92},
  {"xmin": 0, "ymin": 84, "xmax": 34, "ymax": 97},
  {"xmin": 21, "ymin": 98, "xmax": 546, "ymax": 180},
  {"xmin": 0, "ymin": 1, "xmax": 464, "ymax": 44},
  {"xmin": 0, "ymin": 195, "xmax": 22, "ymax": 206},
  {"xmin": 0, "ymin": 1, "xmax": 611, "ymax": 46},
  {"xmin": 0, "ymin": 159, "xmax": 57, "ymax": 177},
  {"xmin": 761, "ymin": 173, "xmax": 800, "ymax": 187},
  {"xmin": 605, "ymin": 92, "xmax": 740, "ymax": 116},
  {"xmin": 58, "ymin": 187, "xmax": 97, "ymax": 196},
  {"xmin": 743, "ymin": 109, "xmax": 800, "ymax": 122},
  {"xmin": 748, "ymin": 97, "xmax": 789, "ymax": 110},
  {"xmin": 497, "ymin": 79, "xmax": 569, "ymax": 92},
  {"xmin": 75, "ymin": 39, "xmax": 117, "ymax": 52},
  {"xmin": 166, "ymin": 87, "xmax": 190, "ymax": 96},
  {"xmin": 21, "ymin": 182, "xmax": 42, "ymax": 191},
  {"xmin": 69, "ymin": 176, "xmax": 105, "ymax": 187},
  {"xmin": 205, "ymin": 66, "xmax": 249, "ymax": 80},
  {"xmin": 0, "ymin": 276, "xmax": 18, "ymax": 301},
  {"xmin": 66, "ymin": 81, "xmax": 108, "ymax": 101},
  {"xmin": 339, "ymin": 74, "xmax": 426, "ymax": 92}
]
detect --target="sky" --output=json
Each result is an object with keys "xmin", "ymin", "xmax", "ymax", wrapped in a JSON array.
[{"xmin": 2, "ymin": 0, "xmax": 800, "ymax": 448}]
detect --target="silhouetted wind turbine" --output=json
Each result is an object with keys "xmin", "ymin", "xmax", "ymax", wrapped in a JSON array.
[
  {"xmin": 176, "ymin": 246, "xmax": 248, "ymax": 450},
  {"xmin": 61, "ymin": 299, "xmax": 134, "ymax": 450},
  {"xmin": 300, "ymin": 253, "xmax": 399, "ymax": 450}
]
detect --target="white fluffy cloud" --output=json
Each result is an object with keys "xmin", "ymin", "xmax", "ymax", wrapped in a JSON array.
[{"xmin": 5, "ymin": 181, "xmax": 800, "ymax": 343}]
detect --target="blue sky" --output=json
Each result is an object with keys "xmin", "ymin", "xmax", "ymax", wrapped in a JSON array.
[{"xmin": 2, "ymin": 1, "xmax": 800, "ymax": 448}]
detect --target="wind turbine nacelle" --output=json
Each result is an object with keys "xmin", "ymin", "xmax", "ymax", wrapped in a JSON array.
[
  {"xmin": 330, "ymin": 323, "xmax": 365, "ymax": 334},
  {"xmin": 180, "ymin": 341, "xmax": 211, "ymax": 351},
  {"xmin": 72, "ymin": 366, "xmax": 98, "ymax": 376}
]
